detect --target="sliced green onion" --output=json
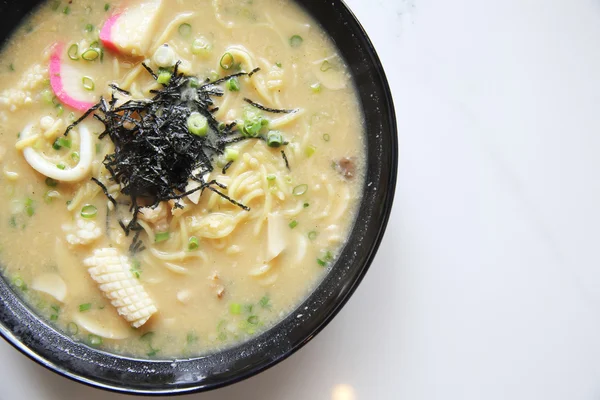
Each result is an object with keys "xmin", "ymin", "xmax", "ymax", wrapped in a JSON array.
[
  {"xmin": 84, "ymin": 24, "xmax": 94, "ymax": 32},
  {"xmin": 81, "ymin": 48, "xmax": 99, "ymax": 61},
  {"xmin": 25, "ymin": 198, "xmax": 35, "ymax": 217},
  {"xmin": 178, "ymin": 23, "xmax": 192, "ymax": 37},
  {"xmin": 63, "ymin": 6, "xmax": 70, "ymax": 15},
  {"xmin": 323, "ymin": 133, "xmax": 330, "ymax": 142},
  {"xmin": 289, "ymin": 35, "xmax": 303, "ymax": 48},
  {"xmin": 267, "ymin": 174, "xmax": 276, "ymax": 181},
  {"xmin": 188, "ymin": 236, "xmax": 199, "ymax": 251},
  {"xmin": 189, "ymin": 77, "xmax": 200, "ymax": 88},
  {"xmin": 56, "ymin": 104, "xmax": 64, "ymax": 117},
  {"xmin": 186, "ymin": 332, "xmax": 198, "ymax": 344},
  {"xmin": 293, "ymin": 184, "xmax": 308, "ymax": 196},
  {"xmin": 289, "ymin": 220, "xmax": 298, "ymax": 229},
  {"xmin": 320, "ymin": 60, "xmax": 332, "ymax": 72},
  {"xmin": 310, "ymin": 82, "xmax": 322, "ymax": 93},
  {"xmin": 71, "ymin": 152, "xmax": 80, "ymax": 161},
  {"xmin": 305, "ymin": 145, "xmax": 316, "ymax": 157},
  {"xmin": 308, "ymin": 231, "xmax": 318, "ymax": 240},
  {"xmin": 80, "ymin": 204, "xmax": 97, "ymax": 218},
  {"xmin": 192, "ymin": 37, "xmax": 212, "ymax": 56},
  {"xmin": 45, "ymin": 177, "xmax": 58, "ymax": 187},
  {"xmin": 225, "ymin": 147, "xmax": 239, "ymax": 161},
  {"xmin": 229, "ymin": 303, "xmax": 242, "ymax": 315},
  {"xmin": 67, "ymin": 44, "xmax": 79, "ymax": 60},
  {"xmin": 55, "ymin": 137, "xmax": 71, "ymax": 149},
  {"xmin": 79, "ymin": 303, "xmax": 92, "ymax": 312},
  {"xmin": 157, "ymin": 71, "xmax": 172, "ymax": 84},
  {"xmin": 67, "ymin": 322, "xmax": 78, "ymax": 335},
  {"xmin": 13, "ymin": 276, "xmax": 26, "ymax": 290},
  {"xmin": 57, "ymin": 163, "xmax": 66, "ymax": 170},
  {"xmin": 50, "ymin": 314, "xmax": 58, "ymax": 321},
  {"xmin": 104, "ymin": 3, "xmax": 110, "ymax": 11},
  {"xmin": 220, "ymin": 52, "xmax": 235, "ymax": 70},
  {"xmin": 95, "ymin": 143, "xmax": 102, "ymax": 154},
  {"xmin": 82, "ymin": 76, "xmax": 95, "ymax": 91},
  {"xmin": 259, "ymin": 296, "xmax": 270, "ymax": 308},
  {"xmin": 247, "ymin": 315, "xmax": 259, "ymax": 325},
  {"xmin": 227, "ymin": 76, "xmax": 240, "ymax": 92},
  {"xmin": 323, "ymin": 250, "xmax": 334, "ymax": 262},
  {"xmin": 44, "ymin": 190, "xmax": 60, "ymax": 204},
  {"xmin": 88, "ymin": 334, "xmax": 102, "ymax": 346},
  {"xmin": 317, "ymin": 258, "xmax": 327, "ymax": 267},
  {"xmin": 303, "ymin": 202, "xmax": 310, "ymax": 208},
  {"xmin": 41, "ymin": 89, "xmax": 54, "ymax": 104},
  {"xmin": 155, "ymin": 231, "xmax": 170, "ymax": 242},
  {"xmin": 275, "ymin": 62, "xmax": 282, "ymax": 68},
  {"xmin": 187, "ymin": 112, "xmax": 208, "ymax": 136},
  {"xmin": 267, "ymin": 131, "xmax": 283, "ymax": 148},
  {"xmin": 140, "ymin": 331, "xmax": 154, "ymax": 341}
]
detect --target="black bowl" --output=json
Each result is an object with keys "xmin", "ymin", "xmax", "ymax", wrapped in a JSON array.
[{"xmin": 0, "ymin": 0, "xmax": 397, "ymax": 395}]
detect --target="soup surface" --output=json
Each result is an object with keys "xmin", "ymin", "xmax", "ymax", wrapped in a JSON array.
[{"xmin": 0, "ymin": 0, "xmax": 364, "ymax": 358}]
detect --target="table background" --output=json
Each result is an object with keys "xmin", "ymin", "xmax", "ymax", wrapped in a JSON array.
[{"xmin": 3, "ymin": 0, "xmax": 600, "ymax": 399}]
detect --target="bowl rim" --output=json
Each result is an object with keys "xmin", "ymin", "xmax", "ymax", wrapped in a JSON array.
[{"xmin": 0, "ymin": 0, "xmax": 398, "ymax": 395}]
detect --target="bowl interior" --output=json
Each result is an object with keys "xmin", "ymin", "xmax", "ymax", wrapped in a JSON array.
[{"xmin": 0, "ymin": 0, "xmax": 397, "ymax": 394}]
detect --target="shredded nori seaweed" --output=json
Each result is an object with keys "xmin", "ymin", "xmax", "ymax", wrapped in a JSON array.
[
  {"xmin": 63, "ymin": 62, "xmax": 273, "ymax": 245},
  {"xmin": 242, "ymin": 98, "xmax": 297, "ymax": 114}
]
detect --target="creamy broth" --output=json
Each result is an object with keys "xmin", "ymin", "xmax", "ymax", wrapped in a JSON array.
[{"xmin": 0, "ymin": 0, "xmax": 364, "ymax": 358}]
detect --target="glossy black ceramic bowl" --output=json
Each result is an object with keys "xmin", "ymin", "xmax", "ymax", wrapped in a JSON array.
[{"xmin": 0, "ymin": 0, "xmax": 397, "ymax": 395}]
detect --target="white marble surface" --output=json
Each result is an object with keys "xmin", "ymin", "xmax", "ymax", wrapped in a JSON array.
[{"xmin": 3, "ymin": 0, "xmax": 600, "ymax": 398}]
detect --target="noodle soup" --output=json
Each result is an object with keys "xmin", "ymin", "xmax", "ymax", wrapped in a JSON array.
[{"xmin": 0, "ymin": 0, "xmax": 364, "ymax": 358}]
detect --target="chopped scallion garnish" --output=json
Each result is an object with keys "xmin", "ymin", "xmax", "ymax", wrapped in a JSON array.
[
  {"xmin": 45, "ymin": 177, "xmax": 58, "ymax": 187},
  {"xmin": 84, "ymin": 24, "xmax": 94, "ymax": 32},
  {"xmin": 259, "ymin": 295, "xmax": 271, "ymax": 309},
  {"xmin": 81, "ymin": 48, "xmax": 99, "ymax": 61},
  {"xmin": 157, "ymin": 71, "xmax": 171, "ymax": 84},
  {"xmin": 80, "ymin": 204, "xmax": 97, "ymax": 218},
  {"xmin": 247, "ymin": 315, "xmax": 259, "ymax": 325},
  {"xmin": 82, "ymin": 76, "xmax": 95, "ymax": 91},
  {"xmin": 289, "ymin": 220, "xmax": 298, "ymax": 229},
  {"xmin": 88, "ymin": 334, "xmax": 102, "ymax": 346},
  {"xmin": 79, "ymin": 303, "xmax": 92, "ymax": 312},
  {"xmin": 323, "ymin": 133, "xmax": 330, "ymax": 142},
  {"xmin": 310, "ymin": 82, "xmax": 321, "ymax": 93},
  {"xmin": 67, "ymin": 322, "xmax": 78, "ymax": 335},
  {"xmin": 267, "ymin": 130, "xmax": 283, "ymax": 148},
  {"xmin": 13, "ymin": 276, "xmax": 26, "ymax": 290},
  {"xmin": 229, "ymin": 303, "xmax": 242, "ymax": 315},
  {"xmin": 188, "ymin": 236, "xmax": 199, "ymax": 251},
  {"xmin": 187, "ymin": 112, "xmax": 208, "ymax": 136},
  {"xmin": 67, "ymin": 44, "xmax": 79, "ymax": 60},
  {"xmin": 191, "ymin": 37, "xmax": 211, "ymax": 56},
  {"xmin": 305, "ymin": 145, "xmax": 316, "ymax": 158},
  {"xmin": 155, "ymin": 231, "xmax": 170, "ymax": 242},
  {"xmin": 225, "ymin": 147, "xmax": 239, "ymax": 161},
  {"xmin": 289, "ymin": 35, "xmax": 303, "ymax": 48},
  {"xmin": 178, "ymin": 23, "xmax": 192, "ymax": 37},
  {"xmin": 308, "ymin": 231, "xmax": 318, "ymax": 240},
  {"xmin": 227, "ymin": 76, "xmax": 240, "ymax": 92},
  {"xmin": 220, "ymin": 52, "xmax": 235, "ymax": 70},
  {"xmin": 293, "ymin": 184, "xmax": 308, "ymax": 196},
  {"xmin": 320, "ymin": 60, "xmax": 332, "ymax": 72}
]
